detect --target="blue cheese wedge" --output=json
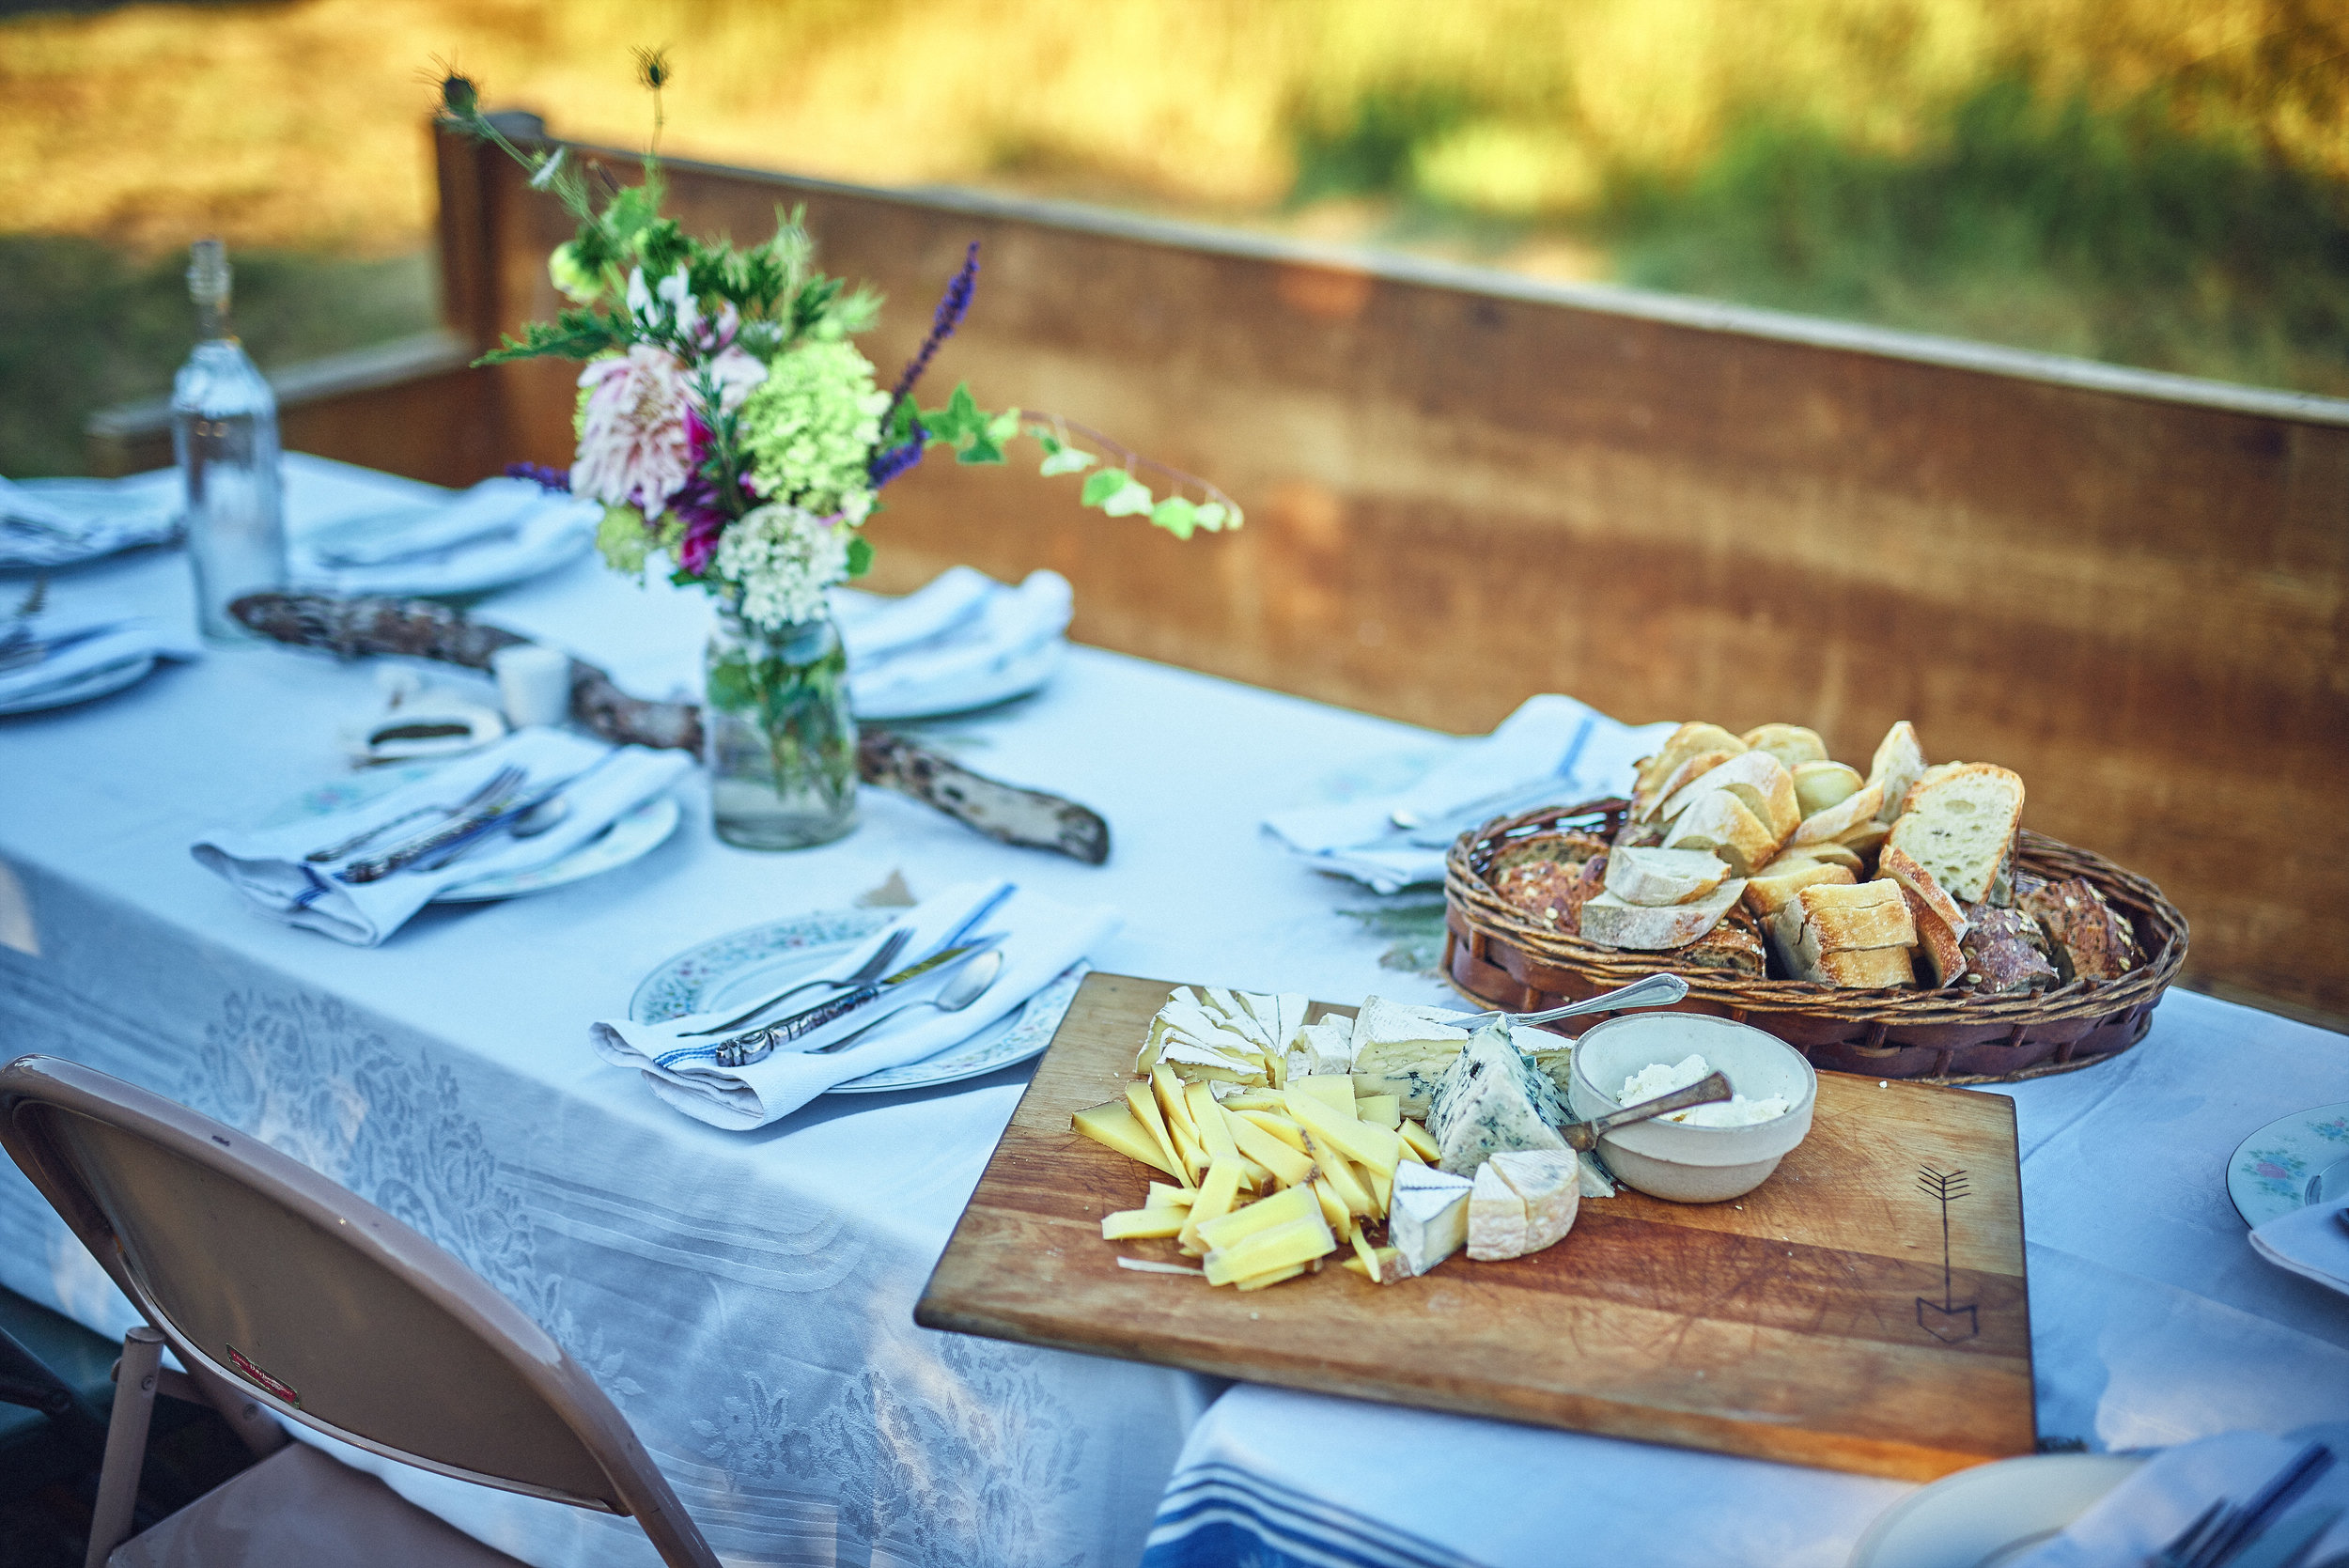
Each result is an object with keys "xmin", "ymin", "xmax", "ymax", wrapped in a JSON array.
[
  {"xmin": 1425, "ymin": 1023, "xmax": 1570, "ymax": 1176},
  {"xmin": 1388, "ymin": 1161, "xmax": 1474, "ymax": 1276},
  {"xmin": 1347, "ymin": 997, "xmax": 1471, "ymax": 1115}
]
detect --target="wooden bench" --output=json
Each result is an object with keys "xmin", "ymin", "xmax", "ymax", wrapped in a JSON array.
[{"xmin": 96, "ymin": 116, "xmax": 2349, "ymax": 1029}]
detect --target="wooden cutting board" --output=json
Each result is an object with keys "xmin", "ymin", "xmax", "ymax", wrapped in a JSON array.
[{"xmin": 916, "ymin": 973, "xmax": 2035, "ymax": 1481}]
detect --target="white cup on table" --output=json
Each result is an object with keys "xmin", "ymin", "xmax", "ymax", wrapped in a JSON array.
[{"xmin": 491, "ymin": 644, "xmax": 572, "ymax": 729}]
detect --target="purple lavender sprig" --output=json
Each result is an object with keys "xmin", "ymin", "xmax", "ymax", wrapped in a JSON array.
[
  {"xmin": 880, "ymin": 242, "xmax": 979, "ymax": 427},
  {"xmin": 867, "ymin": 425, "xmax": 929, "ymax": 489},
  {"xmin": 506, "ymin": 461, "xmax": 573, "ymax": 492}
]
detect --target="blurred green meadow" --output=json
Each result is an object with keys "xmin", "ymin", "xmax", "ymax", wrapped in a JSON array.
[{"xmin": 2, "ymin": 0, "xmax": 2343, "ymax": 476}]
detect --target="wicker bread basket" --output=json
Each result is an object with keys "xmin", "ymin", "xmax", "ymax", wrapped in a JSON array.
[{"xmin": 1442, "ymin": 799, "xmax": 2188, "ymax": 1085}]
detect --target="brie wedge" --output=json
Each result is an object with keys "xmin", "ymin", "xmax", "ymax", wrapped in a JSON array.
[
  {"xmin": 1387, "ymin": 1161, "xmax": 1475, "ymax": 1277},
  {"xmin": 1425, "ymin": 1024, "xmax": 1570, "ymax": 1176},
  {"xmin": 1467, "ymin": 1163, "xmax": 1529, "ymax": 1261},
  {"xmin": 1485, "ymin": 1149, "xmax": 1581, "ymax": 1257}
]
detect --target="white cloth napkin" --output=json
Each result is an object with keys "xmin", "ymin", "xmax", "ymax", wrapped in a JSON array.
[
  {"xmin": 833, "ymin": 567, "xmax": 1073, "ymax": 721},
  {"xmin": 1263, "ymin": 694, "xmax": 1678, "ymax": 893},
  {"xmin": 191, "ymin": 730, "xmax": 691, "ymax": 946},
  {"xmin": 594, "ymin": 877, "xmax": 1120, "ymax": 1129},
  {"xmin": 0, "ymin": 612, "xmax": 201, "ymax": 711},
  {"xmin": 0, "ymin": 474, "xmax": 180, "ymax": 568},
  {"xmin": 289, "ymin": 477, "xmax": 598, "ymax": 598},
  {"xmin": 2010, "ymin": 1428, "xmax": 2349, "ymax": 1568},
  {"xmin": 2252, "ymin": 1198, "xmax": 2349, "ymax": 1297}
]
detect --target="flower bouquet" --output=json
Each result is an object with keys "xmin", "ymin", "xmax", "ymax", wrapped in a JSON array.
[{"xmin": 439, "ymin": 58, "xmax": 1238, "ymax": 849}]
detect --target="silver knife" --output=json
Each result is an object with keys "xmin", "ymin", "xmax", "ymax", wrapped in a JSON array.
[{"xmin": 661, "ymin": 935, "xmax": 1007, "ymax": 1070}]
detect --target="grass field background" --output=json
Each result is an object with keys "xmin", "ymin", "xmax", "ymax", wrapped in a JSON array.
[{"xmin": 3, "ymin": 0, "xmax": 2343, "ymax": 474}]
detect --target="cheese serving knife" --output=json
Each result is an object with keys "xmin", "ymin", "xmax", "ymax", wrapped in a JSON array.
[{"xmin": 1558, "ymin": 1073, "xmax": 1734, "ymax": 1151}]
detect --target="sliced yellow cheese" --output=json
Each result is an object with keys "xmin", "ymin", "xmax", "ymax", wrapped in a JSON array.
[
  {"xmin": 1194, "ymin": 1185, "xmax": 1321, "ymax": 1252},
  {"xmin": 1152, "ymin": 1064, "xmax": 1197, "ymax": 1141},
  {"xmin": 1176, "ymin": 1159, "xmax": 1243, "ymax": 1254},
  {"xmin": 1101, "ymin": 1207, "xmax": 1188, "ymax": 1239},
  {"xmin": 1355, "ymin": 1093, "xmax": 1401, "ymax": 1129},
  {"xmin": 1289, "ymin": 1091, "xmax": 1403, "ymax": 1175},
  {"xmin": 1349, "ymin": 1228, "xmax": 1385, "ymax": 1281},
  {"xmin": 1226, "ymin": 1111, "xmax": 1317, "ymax": 1187},
  {"xmin": 1397, "ymin": 1141, "xmax": 1428, "ymax": 1166},
  {"xmin": 1204, "ymin": 1213, "xmax": 1337, "ymax": 1285},
  {"xmin": 1315, "ymin": 1150, "xmax": 1374, "ymax": 1221},
  {"xmin": 1218, "ymin": 1090, "xmax": 1285, "ymax": 1112},
  {"xmin": 1398, "ymin": 1118, "xmax": 1442, "ymax": 1163},
  {"xmin": 1236, "ymin": 1110, "xmax": 1310, "ymax": 1154},
  {"xmin": 1145, "ymin": 1182, "xmax": 1196, "ymax": 1208},
  {"xmin": 1071, "ymin": 1103, "xmax": 1178, "ymax": 1177},
  {"xmin": 1290, "ymin": 1076, "xmax": 1359, "ymax": 1117},
  {"xmin": 1342, "ymin": 1246, "xmax": 1403, "ymax": 1281},
  {"xmin": 1233, "ymin": 1262, "xmax": 1308, "ymax": 1291},
  {"xmin": 1125, "ymin": 1082, "xmax": 1192, "ymax": 1188},
  {"xmin": 1186, "ymin": 1082, "xmax": 1242, "ymax": 1165},
  {"xmin": 1364, "ymin": 1161, "xmax": 1393, "ymax": 1218},
  {"xmin": 1307, "ymin": 1174, "xmax": 1351, "ymax": 1236}
]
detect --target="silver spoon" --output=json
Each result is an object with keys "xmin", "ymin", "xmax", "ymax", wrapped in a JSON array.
[
  {"xmin": 1457, "ymin": 971, "xmax": 1689, "ymax": 1029},
  {"xmin": 815, "ymin": 948, "xmax": 1005, "ymax": 1053},
  {"xmin": 678, "ymin": 927, "xmax": 913, "ymax": 1037}
]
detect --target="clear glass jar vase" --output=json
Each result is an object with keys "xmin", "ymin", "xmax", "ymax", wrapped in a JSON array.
[{"xmin": 703, "ymin": 604, "xmax": 859, "ymax": 850}]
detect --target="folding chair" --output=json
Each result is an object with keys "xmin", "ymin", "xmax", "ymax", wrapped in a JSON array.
[{"xmin": 0, "ymin": 1055, "xmax": 720, "ymax": 1568}]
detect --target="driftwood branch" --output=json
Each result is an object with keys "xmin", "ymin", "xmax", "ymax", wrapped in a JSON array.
[{"xmin": 231, "ymin": 592, "xmax": 1111, "ymax": 864}]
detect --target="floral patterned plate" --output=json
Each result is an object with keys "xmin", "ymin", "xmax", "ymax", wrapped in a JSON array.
[
  {"xmin": 628, "ymin": 906, "xmax": 1087, "ymax": 1095},
  {"xmin": 2227, "ymin": 1101, "xmax": 2349, "ymax": 1227}
]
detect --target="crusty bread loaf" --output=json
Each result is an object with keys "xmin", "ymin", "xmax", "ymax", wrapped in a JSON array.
[
  {"xmin": 1867, "ymin": 721, "xmax": 1928, "ymax": 824},
  {"xmin": 1740, "ymin": 723, "xmax": 1828, "ymax": 771},
  {"xmin": 1886, "ymin": 764, "xmax": 2025, "ymax": 904},
  {"xmin": 1604, "ymin": 846, "xmax": 1731, "ymax": 908},
  {"xmin": 1658, "ymin": 751, "xmax": 1799, "ymax": 839},
  {"xmin": 1633, "ymin": 723, "xmax": 1746, "ymax": 819},
  {"xmin": 1770, "ymin": 842, "xmax": 1863, "ymax": 873},
  {"xmin": 1880, "ymin": 845, "xmax": 1969, "ymax": 941},
  {"xmin": 1642, "ymin": 749, "xmax": 1740, "ymax": 821},
  {"xmin": 1834, "ymin": 822, "xmax": 1890, "ymax": 855},
  {"xmin": 1792, "ymin": 761, "xmax": 1863, "ymax": 818},
  {"xmin": 1902, "ymin": 888, "xmax": 1967, "ymax": 986},
  {"xmin": 1579, "ymin": 878, "xmax": 1748, "ymax": 950},
  {"xmin": 1661, "ymin": 790, "xmax": 1781, "ymax": 876},
  {"xmin": 2018, "ymin": 876, "xmax": 2139, "ymax": 983},
  {"xmin": 1743, "ymin": 859, "xmax": 1856, "ymax": 918},
  {"xmin": 1956, "ymin": 903, "xmax": 2058, "ymax": 995},
  {"xmin": 1784, "ymin": 878, "xmax": 1917, "ymax": 960},
  {"xmin": 1811, "ymin": 946, "xmax": 1920, "ymax": 988},
  {"xmin": 1788, "ymin": 782, "xmax": 1886, "ymax": 846}
]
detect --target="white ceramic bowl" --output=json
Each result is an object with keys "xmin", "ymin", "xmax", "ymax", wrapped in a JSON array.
[{"xmin": 1567, "ymin": 1013, "xmax": 1818, "ymax": 1203}]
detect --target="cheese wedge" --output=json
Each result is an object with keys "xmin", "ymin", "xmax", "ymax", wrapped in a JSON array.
[
  {"xmin": 1342, "ymin": 1245, "xmax": 1404, "ymax": 1281},
  {"xmin": 1231, "ymin": 1262, "xmax": 1310, "ymax": 1291},
  {"xmin": 1071, "ymin": 1103, "xmax": 1179, "ymax": 1177},
  {"xmin": 1354, "ymin": 1093, "xmax": 1401, "ymax": 1129},
  {"xmin": 1346, "ymin": 999, "xmax": 1470, "ymax": 1094},
  {"xmin": 1203, "ymin": 1213, "xmax": 1337, "ymax": 1286},
  {"xmin": 1194, "ymin": 1184, "xmax": 1320, "ymax": 1252},
  {"xmin": 1313, "ymin": 1141, "xmax": 1377, "ymax": 1217},
  {"xmin": 1227, "ymin": 1110, "xmax": 1317, "ymax": 1187},
  {"xmin": 1145, "ymin": 1183, "xmax": 1195, "ymax": 1207},
  {"xmin": 1175, "ymin": 1159, "xmax": 1244, "ymax": 1253},
  {"xmin": 1398, "ymin": 1119, "xmax": 1442, "ymax": 1163},
  {"xmin": 1289, "ymin": 1075, "xmax": 1360, "ymax": 1117},
  {"xmin": 1124, "ymin": 1083, "xmax": 1191, "ymax": 1187},
  {"xmin": 1467, "ymin": 1162, "xmax": 1529, "ymax": 1261},
  {"xmin": 1387, "ymin": 1162, "xmax": 1474, "ymax": 1276},
  {"xmin": 1349, "ymin": 1228, "xmax": 1386, "ymax": 1281},
  {"xmin": 1287, "ymin": 1091, "xmax": 1403, "ymax": 1174},
  {"xmin": 1102, "ymin": 1207, "xmax": 1189, "ymax": 1240},
  {"xmin": 1486, "ymin": 1149, "xmax": 1581, "ymax": 1256},
  {"xmin": 1236, "ymin": 1110, "xmax": 1309, "ymax": 1154},
  {"xmin": 1425, "ymin": 1024, "xmax": 1570, "ymax": 1176}
]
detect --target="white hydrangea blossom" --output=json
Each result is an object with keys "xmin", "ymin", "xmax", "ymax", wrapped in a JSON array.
[{"xmin": 712, "ymin": 504, "xmax": 851, "ymax": 629}]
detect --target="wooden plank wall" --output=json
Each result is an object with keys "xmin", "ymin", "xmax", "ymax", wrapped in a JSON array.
[{"xmin": 437, "ymin": 128, "xmax": 2349, "ymax": 1027}]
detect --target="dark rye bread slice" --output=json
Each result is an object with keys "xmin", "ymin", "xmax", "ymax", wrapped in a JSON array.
[
  {"xmin": 1955, "ymin": 904, "xmax": 2058, "ymax": 995},
  {"xmin": 2019, "ymin": 876, "xmax": 2139, "ymax": 983}
]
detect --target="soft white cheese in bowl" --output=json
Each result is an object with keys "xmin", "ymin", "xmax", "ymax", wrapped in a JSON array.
[{"xmin": 1567, "ymin": 1013, "xmax": 1817, "ymax": 1203}]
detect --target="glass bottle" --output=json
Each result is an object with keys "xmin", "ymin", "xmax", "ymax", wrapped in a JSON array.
[
  {"xmin": 172, "ymin": 238, "xmax": 287, "ymax": 642},
  {"xmin": 703, "ymin": 603, "xmax": 859, "ymax": 849}
]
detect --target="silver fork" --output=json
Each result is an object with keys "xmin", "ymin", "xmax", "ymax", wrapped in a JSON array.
[
  {"xmin": 678, "ymin": 927, "xmax": 914, "ymax": 1036},
  {"xmin": 303, "ymin": 765, "xmax": 525, "ymax": 863}
]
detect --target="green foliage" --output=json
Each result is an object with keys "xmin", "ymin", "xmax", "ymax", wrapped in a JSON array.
[
  {"xmin": 1288, "ymin": 85, "xmax": 1476, "ymax": 208},
  {"xmin": 477, "ymin": 307, "xmax": 632, "ymax": 366},
  {"xmin": 595, "ymin": 504, "xmax": 652, "ymax": 578}
]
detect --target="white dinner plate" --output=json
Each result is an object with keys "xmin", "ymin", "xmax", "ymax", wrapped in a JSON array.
[
  {"xmin": 2228, "ymin": 1101, "xmax": 2349, "ymax": 1227},
  {"xmin": 0, "ymin": 653, "xmax": 159, "ymax": 716},
  {"xmin": 1848, "ymin": 1452, "xmax": 2146, "ymax": 1568},
  {"xmin": 629, "ymin": 907, "xmax": 1086, "ymax": 1094},
  {"xmin": 268, "ymin": 763, "xmax": 681, "ymax": 904}
]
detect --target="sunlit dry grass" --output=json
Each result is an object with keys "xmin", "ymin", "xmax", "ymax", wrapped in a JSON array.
[{"xmin": 3, "ymin": 0, "xmax": 2337, "ymax": 253}]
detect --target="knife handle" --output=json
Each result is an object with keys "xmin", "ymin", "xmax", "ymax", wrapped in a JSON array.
[
  {"xmin": 337, "ymin": 807, "xmax": 503, "ymax": 883},
  {"xmin": 712, "ymin": 984, "xmax": 882, "ymax": 1067}
]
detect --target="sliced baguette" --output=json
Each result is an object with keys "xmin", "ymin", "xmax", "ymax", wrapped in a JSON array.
[
  {"xmin": 1885, "ymin": 764, "xmax": 2025, "ymax": 904},
  {"xmin": 1835, "ymin": 822, "xmax": 1890, "ymax": 855},
  {"xmin": 1661, "ymin": 790, "xmax": 1781, "ymax": 877},
  {"xmin": 1632, "ymin": 723, "xmax": 1747, "ymax": 819},
  {"xmin": 1792, "ymin": 761, "xmax": 1863, "ymax": 818},
  {"xmin": 1810, "ymin": 946, "xmax": 1919, "ymax": 988},
  {"xmin": 1903, "ymin": 889, "xmax": 1967, "ymax": 986},
  {"xmin": 1741, "ymin": 723, "xmax": 1828, "ymax": 771},
  {"xmin": 1788, "ymin": 782, "xmax": 1886, "ymax": 846},
  {"xmin": 1867, "ymin": 721, "xmax": 1928, "ymax": 823},
  {"xmin": 1767, "ymin": 842, "xmax": 1863, "ymax": 873},
  {"xmin": 1657, "ymin": 751, "xmax": 1800, "ymax": 839},
  {"xmin": 1579, "ymin": 879, "xmax": 1748, "ymax": 951},
  {"xmin": 1742, "ymin": 858, "xmax": 1856, "ymax": 919},
  {"xmin": 1604, "ymin": 846, "xmax": 1731, "ymax": 908},
  {"xmin": 1880, "ymin": 845, "xmax": 1969, "ymax": 941},
  {"xmin": 1641, "ymin": 749, "xmax": 1740, "ymax": 822},
  {"xmin": 1785, "ymin": 878, "xmax": 1918, "ymax": 959}
]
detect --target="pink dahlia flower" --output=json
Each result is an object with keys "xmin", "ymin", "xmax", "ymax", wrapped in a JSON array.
[{"xmin": 571, "ymin": 346, "xmax": 697, "ymax": 519}]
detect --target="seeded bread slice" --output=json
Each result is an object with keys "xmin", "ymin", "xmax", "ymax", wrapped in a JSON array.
[
  {"xmin": 1868, "ymin": 721, "xmax": 1928, "ymax": 823},
  {"xmin": 1657, "ymin": 751, "xmax": 1800, "ymax": 839},
  {"xmin": 1661, "ymin": 790, "xmax": 1780, "ymax": 876},
  {"xmin": 1740, "ymin": 723, "xmax": 1828, "ymax": 771},
  {"xmin": 1886, "ymin": 764, "xmax": 2026, "ymax": 904},
  {"xmin": 1632, "ymin": 723, "xmax": 1747, "ymax": 819},
  {"xmin": 1789, "ymin": 782, "xmax": 1886, "ymax": 846},
  {"xmin": 1579, "ymin": 878, "xmax": 1748, "ymax": 950},
  {"xmin": 1604, "ymin": 846, "xmax": 1731, "ymax": 907}
]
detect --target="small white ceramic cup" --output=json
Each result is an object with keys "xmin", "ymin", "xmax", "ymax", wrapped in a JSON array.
[
  {"xmin": 1567, "ymin": 1013, "xmax": 1818, "ymax": 1203},
  {"xmin": 490, "ymin": 644, "xmax": 572, "ymax": 729}
]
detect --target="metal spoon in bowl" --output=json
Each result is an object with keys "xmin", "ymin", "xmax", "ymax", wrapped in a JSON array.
[
  {"xmin": 1559, "ymin": 1072, "xmax": 1733, "ymax": 1151},
  {"xmin": 815, "ymin": 949, "xmax": 1006, "ymax": 1054},
  {"xmin": 1456, "ymin": 971, "xmax": 1689, "ymax": 1030}
]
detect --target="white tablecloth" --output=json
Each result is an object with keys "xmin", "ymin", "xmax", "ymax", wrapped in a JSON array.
[{"xmin": 2, "ymin": 458, "xmax": 2343, "ymax": 1568}]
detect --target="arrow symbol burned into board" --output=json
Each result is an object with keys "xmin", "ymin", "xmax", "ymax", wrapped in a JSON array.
[{"xmin": 1915, "ymin": 1166, "xmax": 1978, "ymax": 1343}]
